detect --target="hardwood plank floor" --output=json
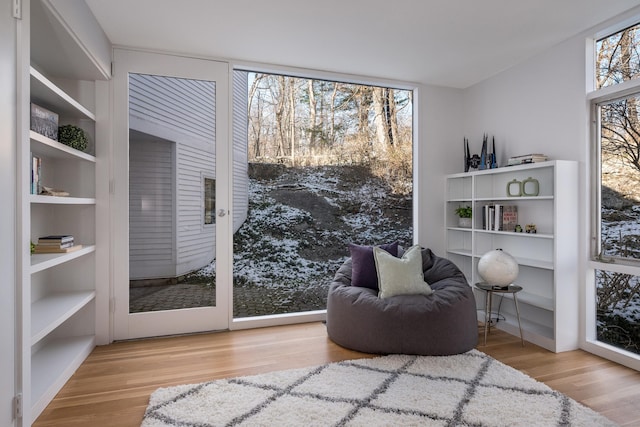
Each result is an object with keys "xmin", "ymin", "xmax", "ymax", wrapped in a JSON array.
[{"xmin": 34, "ymin": 322, "xmax": 640, "ymax": 426}]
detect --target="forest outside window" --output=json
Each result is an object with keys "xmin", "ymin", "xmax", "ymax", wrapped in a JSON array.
[
  {"xmin": 596, "ymin": 22, "xmax": 640, "ymax": 89},
  {"xmin": 592, "ymin": 23, "xmax": 640, "ymax": 356}
]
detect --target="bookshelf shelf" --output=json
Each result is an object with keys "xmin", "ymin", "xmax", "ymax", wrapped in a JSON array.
[
  {"xmin": 474, "ymin": 229, "xmax": 553, "ymax": 239},
  {"xmin": 445, "ymin": 160, "xmax": 579, "ymax": 352},
  {"xmin": 30, "ymin": 195, "xmax": 96, "ymax": 205},
  {"xmin": 17, "ymin": 1, "xmax": 110, "ymax": 422},
  {"xmin": 30, "ymin": 130, "xmax": 96, "ymax": 162},
  {"xmin": 31, "ymin": 291, "xmax": 96, "ymax": 344},
  {"xmin": 31, "ymin": 335, "xmax": 95, "ymax": 418},
  {"xmin": 30, "ymin": 244, "xmax": 96, "ymax": 274},
  {"xmin": 475, "ymin": 196, "xmax": 554, "ymax": 202},
  {"xmin": 30, "ymin": 66, "xmax": 95, "ymax": 120}
]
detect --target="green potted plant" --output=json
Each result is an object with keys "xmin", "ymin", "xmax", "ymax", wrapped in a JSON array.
[
  {"xmin": 455, "ymin": 205, "xmax": 472, "ymax": 228},
  {"xmin": 58, "ymin": 124, "xmax": 88, "ymax": 152}
]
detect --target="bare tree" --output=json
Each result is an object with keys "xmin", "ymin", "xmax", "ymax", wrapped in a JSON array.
[
  {"xmin": 307, "ymin": 80, "xmax": 318, "ymax": 155},
  {"xmin": 245, "ymin": 72, "xmax": 412, "ymax": 179},
  {"xmin": 372, "ymin": 87, "xmax": 400, "ymax": 152},
  {"xmin": 599, "ymin": 28, "xmax": 640, "ymax": 172},
  {"xmin": 248, "ymin": 74, "xmax": 265, "ymax": 159}
]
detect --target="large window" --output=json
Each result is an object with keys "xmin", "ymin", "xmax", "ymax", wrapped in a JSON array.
[
  {"xmin": 231, "ymin": 71, "xmax": 414, "ymax": 317},
  {"xmin": 592, "ymin": 24, "xmax": 640, "ymax": 357},
  {"xmin": 596, "ymin": 23, "xmax": 640, "ymax": 89}
]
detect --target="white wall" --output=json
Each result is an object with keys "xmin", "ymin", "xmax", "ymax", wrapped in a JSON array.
[
  {"xmin": 461, "ymin": 33, "xmax": 590, "ymax": 283},
  {"xmin": 416, "ymin": 84, "xmax": 464, "ymax": 256},
  {"xmin": 457, "ymin": 26, "xmax": 590, "ymax": 352},
  {"xmin": 462, "ymin": 35, "xmax": 588, "ymax": 165},
  {"xmin": 1, "ymin": 0, "xmax": 17, "ymax": 424}
]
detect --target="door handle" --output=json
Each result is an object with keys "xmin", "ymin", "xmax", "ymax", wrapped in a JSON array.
[{"xmin": 217, "ymin": 209, "xmax": 227, "ymax": 217}]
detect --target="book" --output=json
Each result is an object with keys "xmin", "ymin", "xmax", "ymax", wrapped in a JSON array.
[
  {"xmin": 38, "ymin": 235, "xmax": 74, "ymax": 244},
  {"xmin": 507, "ymin": 154, "xmax": 548, "ymax": 166},
  {"xmin": 509, "ymin": 153, "xmax": 546, "ymax": 159},
  {"xmin": 31, "ymin": 155, "xmax": 41, "ymax": 195},
  {"xmin": 33, "ymin": 244, "xmax": 83, "ymax": 254},
  {"xmin": 502, "ymin": 205, "xmax": 518, "ymax": 231},
  {"xmin": 30, "ymin": 102, "xmax": 59, "ymax": 140},
  {"xmin": 481, "ymin": 204, "xmax": 516, "ymax": 231},
  {"xmin": 483, "ymin": 204, "xmax": 500, "ymax": 230},
  {"xmin": 494, "ymin": 204, "xmax": 502, "ymax": 231},
  {"xmin": 36, "ymin": 241, "xmax": 75, "ymax": 249}
]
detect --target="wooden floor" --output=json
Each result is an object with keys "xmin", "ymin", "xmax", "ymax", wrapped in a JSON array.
[{"xmin": 34, "ymin": 322, "xmax": 640, "ymax": 426}]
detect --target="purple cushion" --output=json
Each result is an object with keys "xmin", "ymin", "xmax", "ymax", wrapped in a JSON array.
[{"xmin": 349, "ymin": 242, "xmax": 399, "ymax": 290}]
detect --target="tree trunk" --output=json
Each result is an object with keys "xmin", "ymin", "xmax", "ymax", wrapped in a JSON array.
[
  {"xmin": 248, "ymin": 74, "xmax": 264, "ymax": 160},
  {"xmin": 329, "ymin": 83, "xmax": 338, "ymax": 148},
  {"xmin": 289, "ymin": 78, "xmax": 296, "ymax": 164},
  {"xmin": 387, "ymin": 88, "xmax": 399, "ymax": 146},
  {"xmin": 275, "ymin": 75, "xmax": 286, "ymax": 158},
  {"xmin": 307, "ymin": 80, "xmax": 317, "ymax": 156},
  {"xmin": 373, "ymin": 87, "xmax": 390, "ymax": 153}
]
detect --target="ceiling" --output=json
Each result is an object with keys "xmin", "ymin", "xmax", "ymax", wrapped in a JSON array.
[{"xmin": 85, "ymin": 0, "xmax": 640, "ymax": 88}]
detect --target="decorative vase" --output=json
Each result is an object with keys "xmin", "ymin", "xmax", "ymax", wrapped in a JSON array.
[
  {"xmin": 458, "ymin": 217, "xmax": 472, "ymax": 228},
  {"xmin": 477, "ymin": 248, "xmax": 519, "ymax": 286}
]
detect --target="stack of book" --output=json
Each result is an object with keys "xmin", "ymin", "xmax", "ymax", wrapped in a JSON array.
[
  {"xmin": 507, "ymin": 153, "xmax": 548, "ymax": 166},
  {"xmin": 33, "ymin": 235, "xmax": 82, "ymax": 254},
  {"xmin": 482, "ymin": 204, "xmax": 518, "ymax": 231},
  {"xmin": 31, "ymin": 154, "xmax": 42, "ymax": 195}
]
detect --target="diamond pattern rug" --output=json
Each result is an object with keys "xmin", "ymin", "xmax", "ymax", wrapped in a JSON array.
[{"xmin": 141, "ymin": 349, "xmax": 617, "ymax": 426}]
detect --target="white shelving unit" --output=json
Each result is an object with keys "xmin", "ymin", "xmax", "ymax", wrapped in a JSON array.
[
  {"xmin": 18, "ymin": 1, "xmax": 111, "ymax": 424},
  {"xmin": 27, "ymin": 67, "xmax": 98, "ymax": 418},
  {"xmin": 444, "ymin": 160, "xmax": 579, "ymax": 352}
]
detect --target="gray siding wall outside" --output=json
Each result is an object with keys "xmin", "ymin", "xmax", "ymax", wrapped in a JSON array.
[
  {"xmin": 233, "ymin": 71, "xmax": 249, "ymax": 230},
  {"xmin": 129, "ymin": 135, "xmax": 176, "ymax": 279},
  {"xmin": 128, "ymin": 71, "xmax": 247, "ymax": 279}
]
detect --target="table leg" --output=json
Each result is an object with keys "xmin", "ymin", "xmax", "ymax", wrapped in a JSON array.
[
  {"xmin": 513, "ymin": 293, "xmax": 525, "ymax": 347},
  {"xmin": 484, "ymin": 290, "xmax": 492, "ymax": 346}
]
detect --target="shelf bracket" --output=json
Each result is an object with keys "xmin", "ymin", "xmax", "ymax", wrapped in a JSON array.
[
  {"xmin": 13, "ymin": 393, "xmax": 23, "ymax": 419},
  {"xmin": 13, "ymin": 0, "xmax": 21, "ymax": 19}
]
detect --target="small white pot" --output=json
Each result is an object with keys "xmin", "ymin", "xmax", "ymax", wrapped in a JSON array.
[{"xmin": 458, "ymin": 217, "xmax": 472, "ymax": 228}]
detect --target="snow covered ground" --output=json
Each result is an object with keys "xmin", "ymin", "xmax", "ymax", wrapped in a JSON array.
[
  {"xmin": 186, "ymin": 165, "xmax": 413, "ymax": 315},
  {"xmin": 598, "ymin": 204, "xmax": 640, "ymax": 353},
  {"xmin": 234, "ymin": 166, "xmax": 412, "ymax": 287}
]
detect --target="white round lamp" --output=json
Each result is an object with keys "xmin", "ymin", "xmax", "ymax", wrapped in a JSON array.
[{"xmin": 477, "ymin": 248, "xmax": 519, "ymax": 287}]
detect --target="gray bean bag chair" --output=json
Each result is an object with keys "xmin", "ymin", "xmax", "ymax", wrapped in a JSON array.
[{"xmin": 326, "ymin": 247, "xmax": 478, "ymax": 355}]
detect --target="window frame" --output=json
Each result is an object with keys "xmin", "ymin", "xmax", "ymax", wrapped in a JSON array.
[
  {"xmin": 585, "ymin": 21, "xmax": 640, "ymax": 369},
  {"xmin": 591, "ymin": 93, "xmax": 640, "ymax": 266},
  {"xmin": 228, "ymin": 61, "xmax": 420, "ymax": 332}
]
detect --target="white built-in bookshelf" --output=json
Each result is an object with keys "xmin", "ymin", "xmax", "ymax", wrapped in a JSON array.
[
  {"xmin": 444, "ymin": 160, "xmax": 579, "ymax": 352},
  {"xmin": 19, "ymin": 0, "xmax": 110, "ymax": 423}
]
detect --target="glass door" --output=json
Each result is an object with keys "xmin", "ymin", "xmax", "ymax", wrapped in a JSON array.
[{"xmin": 112, "ymin": 49, "xmax": 230, "ymax": 339}]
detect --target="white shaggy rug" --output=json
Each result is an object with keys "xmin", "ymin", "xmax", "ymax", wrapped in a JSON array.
[{"xmin": 141, "ymin": 349, "xmax": 617, "ymax": 427}]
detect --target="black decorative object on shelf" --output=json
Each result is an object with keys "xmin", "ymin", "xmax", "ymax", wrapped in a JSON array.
[
  {"xmin": 480, "ymin": 134, "xmax": 487, "ymax": 170},
  {"xmin": 58, "ymin": 125, "xmax": 88, "ymax": 152},
  {"xmin": 464, "ymin": 137, "xmax": 481, "ymax": 172},
  {"xmin": 490, "ymin": 137, "xmax": 497, "ymax": 169},
  {"xmin": 465, "ymin": 134, "xmax": 497, "ymax": 172}
]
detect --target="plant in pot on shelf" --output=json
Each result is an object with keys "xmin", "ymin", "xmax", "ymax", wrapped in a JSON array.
[
  {"xmin": 455, "ymin": 205, "xmax": 472, "ymax": 228},
  {"xmin": 58, "ymin": 124, "xmax": 88, "ymax": 152}
]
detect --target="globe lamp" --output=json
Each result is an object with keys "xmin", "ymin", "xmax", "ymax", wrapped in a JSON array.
[{"xmin": 477, "ymin": 248, "xmax": 519, "ymax": 287}]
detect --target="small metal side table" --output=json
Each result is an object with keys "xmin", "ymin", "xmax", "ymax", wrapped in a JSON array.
[{"xmin": 476, "ymin": 282, "xmax": 525, "ymax": 347}]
